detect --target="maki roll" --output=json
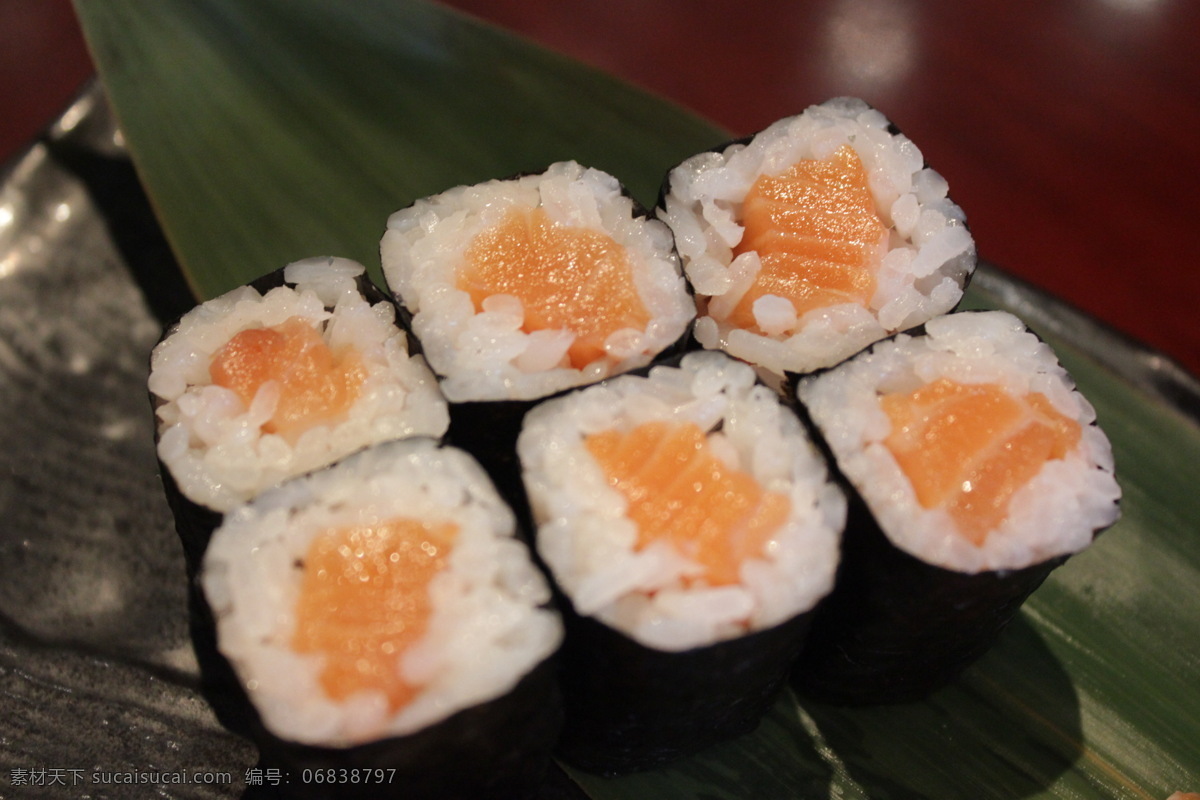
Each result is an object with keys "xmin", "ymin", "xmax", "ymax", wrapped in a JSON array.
[
  {"xmin": 148, "ymin": 257, "xmax": 448, "ymax": 568},
  {"xmin": 518, "ymin": 351, "xmax": 845, "ymax": 773},
  {"xmin": 793, "ymin": 310, "xmax": 1121, "ymax": 704},
  {"xmin": 200, "ymin": 438, "xmax": 564, "ymax": 799},
  {"xmin": 659, "ymin": 97, "xmax": 975, "ymax": 377},
  {"xmin": 381, "ymin": 160, "xmax": 694, "ymax": 403},
  {"xmin": 380, "ymin": 161, "xmax": 695, "ymax": 502}
]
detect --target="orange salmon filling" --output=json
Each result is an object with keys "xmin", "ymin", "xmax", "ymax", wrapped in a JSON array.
[
  {"xmin": 458, "ymin": 207, "xmax": 651, "ymax": 370},
  {"xmin": 585, "ymin": 421, "xmax": 791, "ymax": 586},
  {"xmin": 881, "ymin": 378, "xmax": 1082, "ymax": 545},
  {"xmin": 730, "ymin": 145, "xmax": 885, "ymax": 331},
  {"xmin": 292, "ymin": 518, "xmax": 458, "ymax": 711},
  {"xmin": 209, "ymin": 316, "xmax": 367, "ymax": 438}
]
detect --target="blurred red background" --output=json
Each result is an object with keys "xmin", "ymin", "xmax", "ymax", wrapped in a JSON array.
[{"xmin": 3, "ymin": 0, "xmax": 1197, "ymax": 378}]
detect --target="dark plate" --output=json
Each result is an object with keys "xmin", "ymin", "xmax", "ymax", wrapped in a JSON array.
[{"xmin": 1, "ymin": 88, "xmax": 1197, "ymax": 799}]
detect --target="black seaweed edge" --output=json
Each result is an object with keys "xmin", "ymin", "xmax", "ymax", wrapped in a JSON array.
[
  {"xmin": 249, "ymin": 657, "xmax": 563, "ymax": 800},
  {"xmin": 784, "ymin": 310, "xmax": 1121, "ymax": 704},
  {"xmin": 553, "ymin": 600, "xmax": 813, "ymax": 776}
]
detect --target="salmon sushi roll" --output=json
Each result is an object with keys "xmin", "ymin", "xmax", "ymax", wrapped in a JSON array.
[
  {"xmin": 518, "ymin": 350, "xmax": 845, "ymax": 773},
  {"xmin": 148, "ymin": 257, "xmax": 449, "ymax": 569},
  {"xmin": 380, "ymin": 161, "xmax": 695, "ymax": 504},
  {"xmin": 200, "ymin": 438, "xmax": 564, "ymax": 799},
  {"xmin": 381, "ymin": 160, "xmax": 695, "ymax": 403},
  {"xmin": 659, "ymin": 97, "xmax": 975, "ymax": 377},
  {"xmin": 793, "ymin": 310, "xmax": 1120, "ymax": 703}
]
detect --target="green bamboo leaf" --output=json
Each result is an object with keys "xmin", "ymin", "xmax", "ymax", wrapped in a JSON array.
[
  {"xmin": 72, "ymin": 0, "xmax": 724, "ymax": 298},
  {"xmin": 73, "ymin": 1, "xmax": 1200, "ymax": 798}
]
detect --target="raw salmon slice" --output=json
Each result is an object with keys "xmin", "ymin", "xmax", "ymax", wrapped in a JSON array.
[
  {"xmin": 459, "ymin": 207, "xmax": 650, "ymax": 369},
  {"xmin": 729, "ymin": 145, "xmax": 885, "ymax": 331},
  {"xmin": 209, "ymin": 316, "xmax": 366, "ymax": 438},
  {"xmin": 881, "ymin": 378, "xmax": 1082, "ymax": 545},
  {"xmin": 585, "ymin": 421, "xmax": 790, "ymax": 586},
  {"xmin": 292, "ymin": 518, "xmax": 458, "ymax": 711}
]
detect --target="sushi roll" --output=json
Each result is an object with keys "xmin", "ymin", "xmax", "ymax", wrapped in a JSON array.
[
  {"xmin": 793, "ymin": 310, "xmax": 1121, "ymax": 704},
  {"xmin": 148, "ymin": 257, "xmax": 448, "ymax": 569},
  {"xmin": 200, "ymin": 438, "xmax": 564, "ymax": 799},
  {"xmin": 659, "ymin": 97, "xmax": 976, "ymax": 377},
  {"xmin": 380, "ymin": 161, "xmax": 696, "ymax": 504},
  {"xmin": 518, "ymin": 350, "xmax": 846, "ymax": 773},
  {"xmin": 381, "ymin": 160, "xmax": 695, "ymax": 403}
]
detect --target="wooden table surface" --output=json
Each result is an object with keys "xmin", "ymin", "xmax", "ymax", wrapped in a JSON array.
[{"xmin": 3, "ymin": 0, "xmax": 1197, "ymax": 378}]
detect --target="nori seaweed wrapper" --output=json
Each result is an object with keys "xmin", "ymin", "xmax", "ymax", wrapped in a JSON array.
[
  {"xmin": 156, "ymin": 464, "xmax": 223, "ymax": 579},
  {"xmin": 554, "ymin": 599, "xmax": 813, "ymax": 776},
  {"xmin": 790, "ymin": 489, "xmax": 1068, "ymax": 705},
  {"xmin": 149, "ymin": 263, "xmax": 423, "ymax": 576},
  {"xmin": 442, "ymin": 396, "xmax": 546, "ymax": 530},
  {"xmin": 246, "ymin": 657, "xmax": 563, "ymax": 800},
  {"xmin": 187, "ymin": 572, "xmax": 265, "ymax": 741}
]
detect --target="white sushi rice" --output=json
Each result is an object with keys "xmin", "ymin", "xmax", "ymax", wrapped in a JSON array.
[
  {"xmin": 519, "ymin": 351, "xmax": 846, "ymax": 652},
  {"xmin": 659, "ymin": 97, "xmax": 976, "ymax": 376},
  {"xmin": 201, "ymin": 438, "xmax": 563, "ymax": 747},
  {"xmin": 149, "ymin": 257, "xmax": 449, "ymax": 512},
  {"xmin": 797, "ymin": 310, "xmax": 1121, "ymax": 573},
  {"xmin": 380, "ymin": 161, "xmax": 696, "ymax": 402}
]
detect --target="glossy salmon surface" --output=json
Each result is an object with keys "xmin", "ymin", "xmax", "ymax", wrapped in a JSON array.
[
  {"xmin": 209, "ymin": 316, "xmax": 366, "ymax": 438},
  {"xmin": 291, "ymin": 518, "xmax": 458, "ymax": 711},
  {"xmin": 881, "ymin": 378, "xmax": 1082, "ymax": 544},
  {"xmin": 459, "ymin": 207, "xmax": 650, "ymax": 369},
  {"xmin": 585, "ymin": 421, "xmax": 790, "ymax": 586},
  {"xmin": 729, "ymin": 145, "xmax": 885, "ymax": 331}
]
